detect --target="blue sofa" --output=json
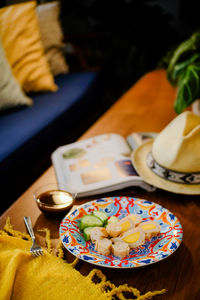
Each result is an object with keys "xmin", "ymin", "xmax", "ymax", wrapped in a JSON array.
[{"xmin": 0, "ymin": 71, "xmax": 100, "ymax": 213}]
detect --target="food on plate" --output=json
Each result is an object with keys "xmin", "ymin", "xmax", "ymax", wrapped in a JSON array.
[
  {"xmin": 106, "ymin": 223, "xmax": 122, "ymax": 237},
  {"xmin": 107, "ymin": 215, "xmax": 119, "ymax": 224},
  {"xmin": 106, "ymin": 217, "xmax": 134, "ymax": 237},
  {"xmin": 111, "ymin": 241, "xmax": 130, "ymax": 257},
  {"xmin": 95, "ymin": 238, "xmax": 112, "ymax": 255},
  {"xmin": 83, "ymin": 227, "xmax": 94, "ymax": 241},
  {"xmin": 80, "ymin": 214, "xmax": 103, "ymax": 230},
  {"xmin": 119, "ymin": 227, "xmax": 145, "ymax": 248},
  {"xmin": 93, "ymin": 211, "xmax": 108, "ymax": 225},
  {"xmin": 90, "ymin": 227, "xmax": 108, "ymax": 243},
  {"xmin": 118, "ymin": 217, "xmax": 135, "ymax": 233},
  {"xmin": 79, "ymin": 211, "xmax": 161, "ymax": 258},
  {"xmin": 139, "ymin": 221, "xmax": 161, "ymax": 240},
  {"xmin": 127, "ymin": 214, "xmax": 142, "ymax": 226}
]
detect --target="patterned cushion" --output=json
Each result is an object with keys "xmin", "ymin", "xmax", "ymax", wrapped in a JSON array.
[{"xmin": 36, "ymin": 1, "xmax": 69, "ymax": 76}]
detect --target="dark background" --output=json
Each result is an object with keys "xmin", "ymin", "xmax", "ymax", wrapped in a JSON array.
[
  {"xmin": 2, "ymin": 0, "xmax": 200, "ymax": 105},
  {"xmin": 59, "ymin": 0, "xmax": 200, "ymax": 108}
]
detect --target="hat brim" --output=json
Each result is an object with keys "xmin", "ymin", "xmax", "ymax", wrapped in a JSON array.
[{"xmin": 132, "ymin": 140, "xmax": 200, "ymax": 195}]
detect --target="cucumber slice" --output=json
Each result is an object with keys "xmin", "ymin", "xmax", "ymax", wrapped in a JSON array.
[
  {"xmin": 107, "ymin": 216, "xmax": 119, "ymax": 224},
  {"xmin": 93, "ymin": 211, "xmax": 108, "ymax": 225},
  {"xmin": 83, "ymin": 227, "xmax": 93, "ymax": 241},
  {"xmin": 80, "ymin": 215, "xmax": 103, "ymax": 230}
]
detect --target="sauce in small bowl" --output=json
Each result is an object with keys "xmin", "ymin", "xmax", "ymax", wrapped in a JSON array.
[{"xmin": 34, "ymin": 183, "xmax": 76, "ymax": 214}]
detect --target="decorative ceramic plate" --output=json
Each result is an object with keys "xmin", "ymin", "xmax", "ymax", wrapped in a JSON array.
[{"xmin": 59, "ymin": 197, "xmax": 183, "ymax": 268}]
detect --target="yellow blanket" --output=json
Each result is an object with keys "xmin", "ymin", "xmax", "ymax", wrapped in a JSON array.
[{"xmin": 0, "ymin": 219, "xmax": 166, "ymax": 300}]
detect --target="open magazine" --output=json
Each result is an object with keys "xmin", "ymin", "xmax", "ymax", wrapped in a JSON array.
[{"xmin": 51, "ymin": 133, "xmax": 157, "ymax": 197}]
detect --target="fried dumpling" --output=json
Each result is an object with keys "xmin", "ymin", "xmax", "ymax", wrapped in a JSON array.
[
  {"xmin": 90, "ymin": 227, "xmax": 108, "ymax": 242},
  {"xmin": 106, "ymin": 216, "xmax": 135, "ymax": 237},
  {"xmin": 111, "ymin": 241, "xmax": 130, "ymax": 257},
  {"xmin": 95, "ymin": 238, "xmax": 112, "ymax": 256},
  {"xmin": 139, "ymin": 221, "xmax": 160, "ymax": 240},
  {"xmin": 127, "ymin": 214, "xmax": 142, "ymax": 226},
  {"xmin": 111, "ymin": 227, "xmax": 145, "ymax": 249}
]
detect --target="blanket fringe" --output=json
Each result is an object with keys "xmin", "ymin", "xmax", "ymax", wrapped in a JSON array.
[
  {"xmin": 108, "ymin": 284, "xmax": 141, "ymax": 299},
  {"xmin": 70, "ymin": 257, "xmax": 79, "ymax": 268},
  {"xmin": 87, "ymin": 269, "xmax": 166, "ymax": 299},
  {"xmin": 3, "ymin": 217, "xmax": 31, "ymax": 240},
  {"xmin": 136, "ymin": 289, "xmax": 167, "ymax": 300},
  {"xmin": 56, "ymin": 240, "xmax": 79, "ymax": 267},
  {"xmin": 56, "ymin": 240, "xmax": 65, "ymax": 259},
  {"xmin": 87, "ymin": 267, "xmax": 166, "ymax": 299},
  {"xmin": 38, "ymin": 228, "xmax": 52, "ymax": 253}
]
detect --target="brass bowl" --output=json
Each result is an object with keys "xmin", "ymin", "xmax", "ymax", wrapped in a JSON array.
[{"xmin": 33, "ymin": 183, "xmax": 76, "ymax": 214}]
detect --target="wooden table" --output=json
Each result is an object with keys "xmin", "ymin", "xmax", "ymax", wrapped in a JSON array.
[{"xmin": 1, "ymin": 69, "xmax": 199, "ymax": 300}]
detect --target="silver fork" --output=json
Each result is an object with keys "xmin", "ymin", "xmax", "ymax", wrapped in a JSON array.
[{"xmin": 24, "ymin": 216, "xmax": 43, "ymax": 257}]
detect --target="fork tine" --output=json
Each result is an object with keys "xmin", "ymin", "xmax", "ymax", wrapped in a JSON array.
[
  {"xmin": 30, "ymin": 247, "xmax": 43, "ymax": 257},
  {"xmin": 24, "ymin": 216, "xmax": 43, "ymax": 258},
  {"xmin": 31, "ymin": 251, "xmax": 37, "ymax": 257},
  {"xmin": 37, "ymin": 249, "xmax": 43, "ymax": 256},
  {"xmin": 35, "ymin": 250, "xmax": 40, "ymax": 257}
]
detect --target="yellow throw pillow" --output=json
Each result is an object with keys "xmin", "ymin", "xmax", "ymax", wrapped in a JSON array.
[{"xmin": 0, "ymin": 1, "xmax": 57, "ymax": 93}]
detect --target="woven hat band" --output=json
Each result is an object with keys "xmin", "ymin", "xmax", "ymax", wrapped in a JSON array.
[{"xmin": 146, "ymin": 152, "xmax": 200, "ymax": 184}]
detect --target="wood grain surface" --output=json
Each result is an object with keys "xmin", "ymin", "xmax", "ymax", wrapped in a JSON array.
[{"xmin": 1, "ymin": 69, "xmax": 199, "ymax": 300}]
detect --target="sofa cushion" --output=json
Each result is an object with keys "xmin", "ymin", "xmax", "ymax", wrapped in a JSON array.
[
  {"xmin": 0, "ymin": 1, "xmax": 57, "ymax": 93},
  {"xmin": 0, "ymin": 72, "xmax": 98, "ymax": 164},
  {"xmin": 0, "ymin": 38, "xmax": 33, "ymax": 111},
  {"xmin": 36, "ymin": 1, "xmax": 69, "ymax": 76}
]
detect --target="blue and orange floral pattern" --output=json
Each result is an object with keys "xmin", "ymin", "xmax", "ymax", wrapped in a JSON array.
[{"xmin": 60, "ymin": 197, "xmax": 183, "ymax": 268}]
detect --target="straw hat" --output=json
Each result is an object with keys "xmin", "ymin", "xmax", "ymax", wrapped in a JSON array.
[{"xmin": 132, "ymin": 111, "xmax": 200, "ymax": 194}]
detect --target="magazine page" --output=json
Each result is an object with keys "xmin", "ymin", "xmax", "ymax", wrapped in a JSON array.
[
  {"xmin": 51, "ymin": 133, "xmax": 154, "ymax": 197},
  {"xmin": 127, "ymin": 132, "xmax": 158, "ymax": 150}
]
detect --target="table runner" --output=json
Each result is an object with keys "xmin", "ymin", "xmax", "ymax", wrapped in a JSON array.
[{"xmin": 0, "ymin": 218, "xmax": 166, "ymax": 300}]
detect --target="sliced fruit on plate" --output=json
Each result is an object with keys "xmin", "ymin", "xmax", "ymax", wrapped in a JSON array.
[
  {"xmin": 93, "ymin": 210, "xmax": 108, "ymax": 225},
  {"xmin": 79, "ymin": 215, "xmax": 103, "ymax": 230}
]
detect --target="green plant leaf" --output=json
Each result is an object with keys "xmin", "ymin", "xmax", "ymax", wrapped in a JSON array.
[
  {"xmin": 170, "ymin": 53, "xmax": 200, "ymax": 84},
  {"xmin": 174, "ymin": 63, "xmax": 200, "ymax": 113},
  {"xmin": 167, "ymin": 31, "xmax": 200, "ymax": 85}
]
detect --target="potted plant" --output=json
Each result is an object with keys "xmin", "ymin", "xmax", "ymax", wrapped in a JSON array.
[{"xmin": 165, "ymin": 31, "xmax": 200, "ymax": 115}]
